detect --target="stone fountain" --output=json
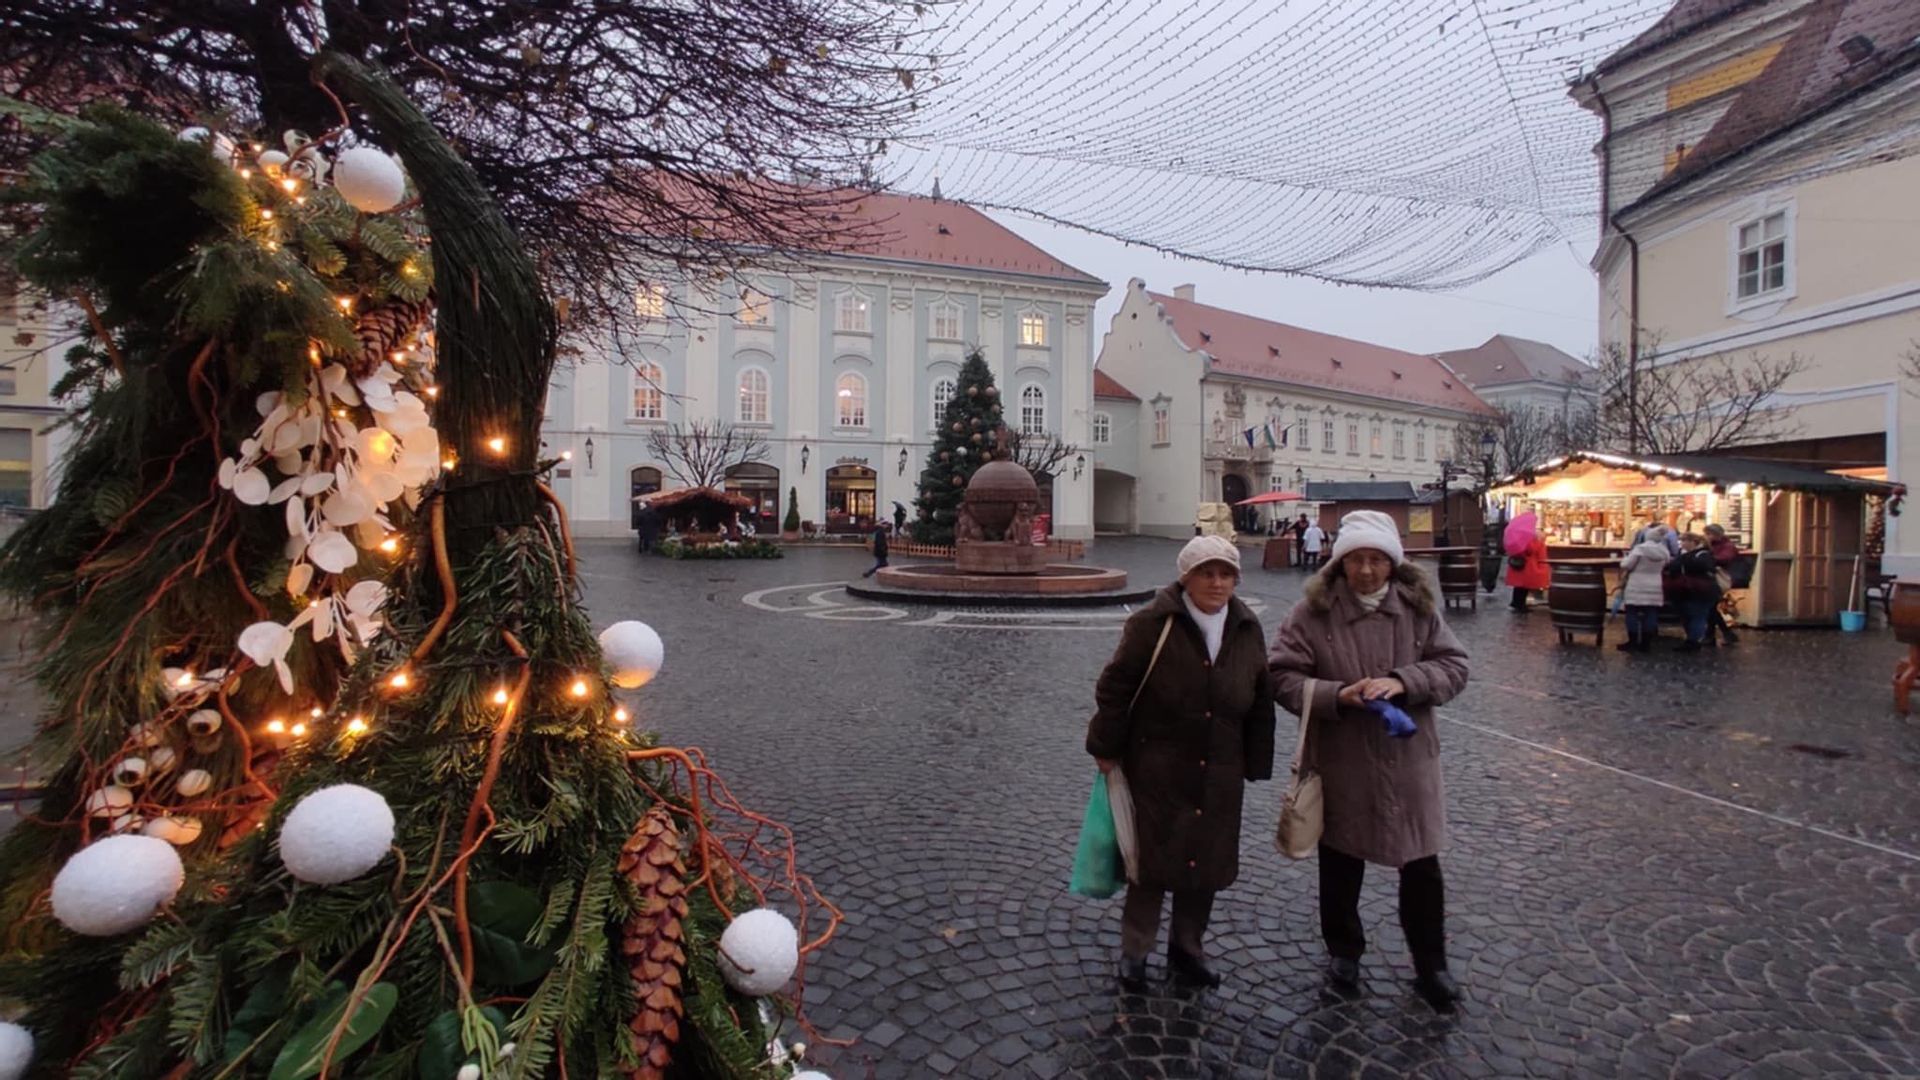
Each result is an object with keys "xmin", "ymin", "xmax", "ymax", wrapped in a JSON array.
[{"xmin": 848, "ymin": 459, "xmax": 1148, "ymax": 605}]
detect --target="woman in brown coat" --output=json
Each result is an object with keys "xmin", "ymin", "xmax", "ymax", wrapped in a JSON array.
[
  {"xmin": 1267, "ymin": 511, "xmax": 1471, "ymax": 1010},
  {"xmin": 1088, "ymin": 535, "xmax": 1276, "ymax": 991}
]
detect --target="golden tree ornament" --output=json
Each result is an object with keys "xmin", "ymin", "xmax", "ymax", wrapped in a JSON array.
[{"xmin": 619, "ymin": 805, "xmax": 690, "ymax": 1080}]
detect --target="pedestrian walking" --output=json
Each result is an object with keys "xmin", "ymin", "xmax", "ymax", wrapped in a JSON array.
[
  {"xmin": 1086, "ymin": 535, "xmax": 1276, "ymax": 991},
  {"xmin": 1301, "ymin": 519, "xmax": 1327, "ymax": 569},
  {"xmin": 1704, "ymin": 524, "xmax": 1740, "ymax": 645},
  {"xmin": 1502, "ymin": 511, "xmax": 1549, "ymax": 612},
  {"xmin": 1616, "ymin": 524, "xmax": 1670, "ymax": 652},
  {"xmin": 1267, "ymin": 511, "xmax": 1470, "ymax": 1011},
  {"xmin": 861, "ymin": 520, "xmax": 890, "ymax": 578},
  {"xmin": 892, "ymin": 500, "xmax": 908, "ymax": 537},
  {"xmin": 1665, "ymin": 533, "xmax": 1720, "ymax": 651}
]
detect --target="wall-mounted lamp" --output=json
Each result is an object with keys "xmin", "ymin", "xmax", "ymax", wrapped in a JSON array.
[
  {"xmin": 800, "ymin": 442, "xmax": 811, "ymax": 473},
  {"xmin": 1073, "ymin": 453, "xmax": 1085, "ymax": 481},
  {"xmin": 584, "ymin": 436, "xmax": 596, "ymax": 470},
  {"xmin": 898, "ymin": 447, "xmax": 910, "ymax": 476},
  {"xmin": 1294, "ymin": 467, "xmax": 1305, "ymax": 488}
]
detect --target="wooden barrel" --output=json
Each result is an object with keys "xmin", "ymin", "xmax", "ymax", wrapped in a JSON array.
[
  {"xmin": 1891, "ymin": 580, "xmax": 1920, "ymax": 645},
  {"xmin": 1547, "ymin": 561, "xmax": 1610, "ymax": 645},
  {"xmin": 1437, "ymin": 551, "xmax": 1478, "ymax": 609}
]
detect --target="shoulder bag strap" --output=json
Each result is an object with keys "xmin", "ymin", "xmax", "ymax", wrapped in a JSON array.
[
  {"xmin": 1291, "ymin": 677, "xmax": 1318, "ymax": 775},
  {"xmin": 1127, "ymin": 616, "xmax": 1176, "ymax": 715}
]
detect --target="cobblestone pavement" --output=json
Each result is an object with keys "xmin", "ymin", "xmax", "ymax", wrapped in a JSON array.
[{"xmin": 586, "ymin": 536, "xmax": 1920, "ymax": 1079}]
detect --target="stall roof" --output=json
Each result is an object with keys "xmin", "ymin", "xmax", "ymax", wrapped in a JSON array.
[
  {"xmin": 1304, "ymin": 481, "xmax": 1418, "ymax": 502},
  {"xmin": 1500, "ymin": 450, "xmax": 1903, "ymax": 496}
]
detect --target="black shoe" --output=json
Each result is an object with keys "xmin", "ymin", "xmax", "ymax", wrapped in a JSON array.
[
  {"xmin": 1615, "ymin": 640, "xmax": 1638, "ymax": 652},
  {"xmin": 1168, "ymin": 951, "xmax": 1221, "ymax": 989},
  {"xmin": 1414, "ymin": 969, "xmax": 1460, "ymax": 1011},
  {"xmin": 1678, "ymin": 641, "xmax": 1702, "ymax": 653},
  {"xmin": 1327, "ymin": 956, "xmax": 1361, "ymax": 990},
  {"xmin": 1118, "ymin": 956, "xmax": 1148, "ymax": 993}
]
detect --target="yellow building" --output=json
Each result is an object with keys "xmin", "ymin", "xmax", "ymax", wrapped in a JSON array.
[
  {"xmin": 0, "ymin": 277, "xmax": 73, "ymax": 509},
  {"xmin": 1572, "ymin": 0, "xmax": 1920, "ymax": 575}
]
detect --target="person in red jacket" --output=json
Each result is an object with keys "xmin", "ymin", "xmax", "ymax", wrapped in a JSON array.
[
  {"xmin": 1704, "ymin": 523, "xmax": 1740, "ymax": 645},
  {"xmin": 1504, "ymin": 522, "xmax": 1550, "ymax": 612}
]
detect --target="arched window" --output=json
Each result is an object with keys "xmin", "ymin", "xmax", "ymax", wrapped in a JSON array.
[
  {"xmin": 836, "ymin": 372, "xmax": 867, "ymax": 428},
  {"xmin": 1020, "ymin": 384, "xmax": 1046, "ymax": 435},
  {"xmin": 631, "ymin": 363, "xmax": 664, "ymax": 420},
  {"xmin": 737, "ymin": 367, "xmax": 770, "ymax": 424},
  {"xmin": 930, "ymin": 377, "xmax": 956, "ymax": 429},
  {"xmin": 1091, "ymin": 411, "xmax": 1112, "ymax": 445}
]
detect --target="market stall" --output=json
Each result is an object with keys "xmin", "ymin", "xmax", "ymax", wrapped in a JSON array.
[{"xmin": 1492, "ymin": 451, "xmax": 1902, "ymax": 628}]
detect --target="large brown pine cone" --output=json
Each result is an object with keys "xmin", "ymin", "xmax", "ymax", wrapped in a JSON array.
[
  {"xmin": 349, "ymin": 298, "xmax": 432, "ymax": 377},
  {"xmin": 619, "ymin": 806, "xmax": 690, "ymax": 1080}
]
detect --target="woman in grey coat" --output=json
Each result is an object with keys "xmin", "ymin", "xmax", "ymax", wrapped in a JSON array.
[{"xmin": 1268, "ymin": 511, "xmax": 1471, "ymax": 1010}]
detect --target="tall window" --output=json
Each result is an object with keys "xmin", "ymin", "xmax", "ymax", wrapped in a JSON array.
[
  {"xmin": 1369, "ymin": 421, "xmax": 1383, "ymax": 456},
  {"xmin": 738, "ymin": 288, "xmax": 771, "ymax": 327},
  {"xmin": 930, "ymin": 377, "xmax": 956, "ymax": 428},
  {"xmin": 737, "ymin": 368, "xmax": 770, "ymax": 424},
  {"xmin": 836, "ymin": 292, "xmax": 870, "ymax": 333},
  {"xmin": 836, "ymin": 372, "xmax": 867, "ymax": 427},
  {"xmin": 1020, "ymin": 384, "xmax": 1046, "ymax": 434},
  {"xmin": 1415, "ymin": 429, "xmax": 1427, "ymax": 461},
  {"xmin": 1153, "ymin": 406, "xmax": 1170, "ymax": 445},
  {"xmin": 931, "ymin": 301, "xmax": 961, "ymax": 340},
  {"xmin": 1019, "ymin": 311, "xmax": 1048, "ymax": 347},
  {"xmin": 1092, "ymin": 411, "xmax": 1112, "ymax": 445},
  {"xmin": 1735, "ymin": 211, "xmax": 1788, "ymax": 300},
  {"xmin": 1346, "ymin": 422, "xmax": 1359, "ymax": 455},
  {"xmin": 1296, "ymin": 407, "xmax": 1311, "ymax": 451},
  {"xmin": 634, "ymin": 283, "xmax": 668, "ymax": 319},
  {"xmin": 1392, "ymin": 426, "xmax": 1406, "ymax": 459},
  {"xmin": 1321, "ymin": 418, "xmax": 1335, "ymax": 454},
  {"xmin": 631, "ymin": 362, "xmax": 664, "ymax": 420}
]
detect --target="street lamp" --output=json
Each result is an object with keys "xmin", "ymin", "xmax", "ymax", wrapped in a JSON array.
[
  {"xmin": 800, "ymin": 442, "xmax": 810, "ymax": 473},
  {"xmin": 1479, "ymin": 428, "xmax": 1498, "ymax": 469},
  {"xmin": 583, "ymin": 436, "xmax": 595, "ymax": 470},
  {"xmin": 897, "ymin": 446, "xmax": 909, "ymax": 476}
]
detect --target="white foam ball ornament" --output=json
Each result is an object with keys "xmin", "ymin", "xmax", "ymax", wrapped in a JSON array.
[
  {"xmin": 792, "ymin": 1073, "xmax": 832, "ymax": 1080},
  {"xmin": 279, "ymin": 784, "xmax": 395, "ymax": 885},
  {"xmin": 0, "ymin": 1021, "xmax": 32, "ymax": 1080},
  {"xmin": 51, "ymin": 835, "xmax": 184, "ymax": 936},
  {"xmin": 331, "ymin": 147, "xmax": 407, "ymax": 213},
  {"xmin": 716, "ymin": 908, "xmax": 799, "ymax": 997},
  {"xmin": 598, "ymin": 620, "xmax": 665, "ymax": 689}
]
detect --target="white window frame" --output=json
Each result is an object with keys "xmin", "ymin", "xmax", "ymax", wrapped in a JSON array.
[
  {"xmin": 1369, "ymin": 420, "xmax": 1383, "ymax": 457},
  {"xmin": 930, "ymin": 376, "xmax": 956, "ymax": 430},
  {"xmin": 1091, "ymin": 411, "xmax": 1112, "ymax": 445},
  {"xmin": 836, "ymin": 371, "xmax": 868, "ymax": 428},
  {"xmin": 1346, "ymin": 421, "xmax": 1359, "ymax": 456},
  {"xmin": 1415, "ymin": 429, "xmax": 1427, "ymax": 461},
  {"xmin": 1295, "ymin": 407, "xmax": 1311, "ymax": 451},
  {"xmin": 1018, "ymin": 310, "xmax": 1048, "ymax": 348},
  {"xmin": 737, "ymin": 366, "xmax": 771, "ymax": 425},
  {"xmin": 836, "ymin": 290, "xmax": 871, "ymax": 334},
  {"xmin": 1322, "ymin": 417, "xmax": 1335, "ymax": 454},
  {"xmin": 634, "ymin": 283, "xmax": 668, "ymax": 320},
  {"xmin": 1393, "ymin": 425, "xmax": 1406, "ymax": 460},
  {"xmin": 630, "ymin": 362, "xmax": 665, "ymax": 421},
  {"xmin": 930, "ymin": 300, "xmax": 962, "ymax": 341},
  {"xmin": 1728, "ymin": 203, "xmax": 1795, "ymax": 313},
  {"xmin": 1020, "ymin": 383, "xmax": 1046, "ymax": 435},
  {"xmin": 1152, "ymin": 401, "xmax": 1171, "ymax": 446},
  {"xmin": 738, "ymin": 287, "xmax": 772, "ymax": 327}
]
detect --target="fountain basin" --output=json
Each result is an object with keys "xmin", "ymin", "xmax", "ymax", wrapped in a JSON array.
[{"xmin": 848, "ymin": 563, "xmax": 1152, "ymax": 607}]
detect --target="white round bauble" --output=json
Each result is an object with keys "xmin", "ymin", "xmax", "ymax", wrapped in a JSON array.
[
  {"xmin": 792, "ymin": 1072, "xmax": 832, "ymax": 1080},
  {"xmin": 187, "ymin": 708, "xmax": 222, "ymax": 736},
  {"xmin": 278, "ymin": 784, "xmax": 395, "ymax": 885},
  {"xmin": 257, "ymin": 149, "xmax": 289, "ymax": 174},
  {"xmin": 598, "ymin": 620, "xmax": 665, "ymax": 689},
  {"xmin": 456, "ymin": 1066, "xmax": 480, "ymax": 1080},
  {"xmin": 130, "ymin": 721, "xmax": 163, "ymax": 747},
  {"xmin": 50, "ymin": 834, "xmax": 184, "ymax": 936},
  {"xmin": 175, "ymin": 768, "xmax": 214, "ymax": 798},
  {"xmin": 143, "ymin": 816, "xmax": 204, "ymax": 846},
  {"xmin": 85, "ymin": 785, "xmax": 133, "ymax": 818},
  {"xmin": 177, "ymin": 126, "xmax": 212, "ymax": 145},
  {"xmin": 0, "ymin": 1020, "xmax": 31, "ymax": 1080},
  {"xmin": 716, "ymin": 908, "xmax": 799, "ymax": 997},
  {"xmin": 331, "ymin": 147, "xmax": 407, "ymax": 213}
]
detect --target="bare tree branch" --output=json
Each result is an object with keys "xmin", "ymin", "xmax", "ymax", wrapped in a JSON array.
[
  {"xmin": 644, "ymin": 420, "xmax": 769, "ymax": 489},
  {"xmin": 1589, "ymin": 340, "xmax": 1809, "ymax": 454},
  {"xmin": 1001, "ymin": 427, "xmax": 1078, "ymax": 478}
]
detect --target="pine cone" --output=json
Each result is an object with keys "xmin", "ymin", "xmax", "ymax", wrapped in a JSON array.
[
  {"xmin": 350, "ymin": 299, "xmax": 432, "ymax": 377},
  {"xmin": 619, "ymin": 806, "xmax": 689, "ymax": 1080}
]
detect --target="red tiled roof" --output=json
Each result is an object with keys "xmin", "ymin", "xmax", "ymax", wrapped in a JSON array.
[
  {"xmin": 820, "ymin": 191, "xmax": 1105, "ymax": 286},
  {"xmin": 1659, "ymin": 0, "xmax": 1920, "ymax": 191},
  {"xmin": 1434, "ymin": 335, "xmax": 1592, "ymax": 389},
  {"xmin": 1143, "ymin": 287, "xmax": 1495, "ymax": 416},
  {"xmin": 1093, "ymin": 369, "xmax": 1139, "ymax": 401}
]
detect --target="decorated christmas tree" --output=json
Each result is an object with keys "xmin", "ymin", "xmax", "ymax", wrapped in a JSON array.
[
  {"xmin": 0, "ymin": 63, "xmax": 832, "ymax": 1080},
  {"xmin": 912, "ymin": 348, "xmax": 1005, "ymax": 546}
]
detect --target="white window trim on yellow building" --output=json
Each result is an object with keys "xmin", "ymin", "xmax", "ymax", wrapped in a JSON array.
[{"xmin": 1726, "ymin": 199, "xmax": 1796, "ymax": 316}]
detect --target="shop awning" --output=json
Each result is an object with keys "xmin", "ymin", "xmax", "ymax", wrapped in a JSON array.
[{"xmin": 1499, "ymin": 450, "xmax": 1903, "ymax": 497}]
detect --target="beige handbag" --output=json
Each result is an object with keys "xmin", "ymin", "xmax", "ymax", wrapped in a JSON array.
[
  {"xmin": 1275, "ymin": 676, "xmax": 1324, "ymax": 859},
  {"xmin": 1110, "ymin": 617, "xmax": 1175, "ymax": 883}
]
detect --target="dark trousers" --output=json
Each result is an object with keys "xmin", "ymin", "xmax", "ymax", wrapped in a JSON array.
[
  {"xmin": 1680, "ymin": 599, "xmax": 1712, "ymax": 643},
  {"xmin": 1319, "ymin": 844, "xmax": 1447, "ymax": 975},
  {"xmin": 1509, "ymin": 586, "xmax": 1530, "ymax": 610},
  {"xmin": 1624, "ymin": 604, "xmax": 1659, "ymax": 645},
  {"xmin": 1708, "ymin": 603, "xmax": 1735, "ymax": 642},
  {"xmin": 862, "ymin": 553, "xmax": 889, "ymax": 578},
  {"xmin": 1120, "ymin": 885, "xmax": 1216, "ymax": 961}
]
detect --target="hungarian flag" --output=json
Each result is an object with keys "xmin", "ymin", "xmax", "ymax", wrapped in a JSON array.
[
  {"xmin": 1264, "ymin": 420, "xmax": 1285, "ymax": 449},
  {"xmin": 1243, "ymin": 427, "xmax": 1257, "ymax": 448}
]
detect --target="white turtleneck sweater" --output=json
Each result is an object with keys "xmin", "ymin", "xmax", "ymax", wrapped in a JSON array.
[
  {"xmin": 1356, "ymin": 582, "xmax": 1391, "ymax": 612},
  {"xmin": 1182, "ymin": 594, "xmax": 1228, "ymax": 660}
]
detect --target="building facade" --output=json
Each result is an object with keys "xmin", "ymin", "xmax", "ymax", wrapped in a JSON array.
[
  {"xmin": 0, "ymin": 278, "xmax": 74, "ymax": 508},
  {"xmin": 1572, "ymin": 0, "xmax": 1920, "ymax": 573},
  {"xmin": 541, "ymin": 193, "xmax": 1109, "ymax": 539},
  {"xmin": 1092, "ymin": 280, "xmax": 1496, "ymax": 537},
  {"xmin": 1434, "ymin": 335, "xmax": 1595, "ymax": 424}
]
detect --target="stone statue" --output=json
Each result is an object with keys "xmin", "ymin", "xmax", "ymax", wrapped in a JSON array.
[
  {"xmin": 1007, "ymin": 500, "xmax": 1036, "ymax": 546},
  {"xmin": 955, "ymin": 502, "xmax": 986, "ymax": 542}
]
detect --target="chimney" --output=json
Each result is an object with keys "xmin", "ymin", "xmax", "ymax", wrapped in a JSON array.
[{"xmin": 1173, "ymin": 283, "xmax": 1195, "ymax": 301}]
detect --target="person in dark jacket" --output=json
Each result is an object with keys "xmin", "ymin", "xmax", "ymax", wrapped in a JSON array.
[
  {"xmin": 1665, "ymin": 533, "xmax": 1721, "ymax": 651},
  {"xmin": 1087, "ymin": 535, "xmax": 1276, "ymax": 991},
  {"xmin": 861, "ymin": 521, "xmax": 890, "ymax": 578},
  {"xmin": 892, "ymin": 500, "xmax": 908, "ymax": 537},
  {"xmin": 1704, "ymin": 524, "xmax": 1740, "ymax": 645},
  {"xmin": 635, "ymin": 503, "xmax": 663, "ymax": 554}
]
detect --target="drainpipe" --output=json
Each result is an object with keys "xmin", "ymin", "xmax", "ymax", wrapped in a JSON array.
[{"xmin": 1589, "ymin": 78, "xmax": 1642, "ymax": 455}]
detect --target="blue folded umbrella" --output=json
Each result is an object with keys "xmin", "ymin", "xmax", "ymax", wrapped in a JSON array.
[{"xmin": 1366, "ymin": 697, "xmax": 1418, "ymax": 738}]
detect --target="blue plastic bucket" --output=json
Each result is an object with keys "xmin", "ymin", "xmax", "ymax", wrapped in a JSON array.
[{"xmin": 1839, "ymin": 609, "xmax": 1867, "ymax": 632}]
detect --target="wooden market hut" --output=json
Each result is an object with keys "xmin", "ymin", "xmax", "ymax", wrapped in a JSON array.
[
  {"xmin": 1304, "ymin": 481, "xmax": 1418, "ymax": 535},
  {"xmin": 1492, "ymin": 450, "xmax": 1903, "ymax": 627},
  {"xmin": 633, "ymin": 486, "xmax": 755, "ymax": 537}
]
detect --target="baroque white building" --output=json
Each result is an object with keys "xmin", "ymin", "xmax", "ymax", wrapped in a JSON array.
[
  {"xmin": 542, "ymin": 193, "xmax": 1109, "ymax": 539},
  {"xmin": 1091, "ymin": 281, "xmax": 1497, "ymax": 536}
]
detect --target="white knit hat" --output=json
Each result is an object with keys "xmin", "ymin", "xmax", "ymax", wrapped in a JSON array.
[
  {"xmin": 1176, "ymin": 534, "xmax": 1241, "ymax": 578},
  {"xmin": 1328, "ymin": 509, "xmax": 1404, "ymax": 566}
]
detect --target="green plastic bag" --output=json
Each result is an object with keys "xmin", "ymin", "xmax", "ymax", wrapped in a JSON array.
[{"xmin": 1069, "ymin": 772, "xmax": 1124, "ymax": 899}]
